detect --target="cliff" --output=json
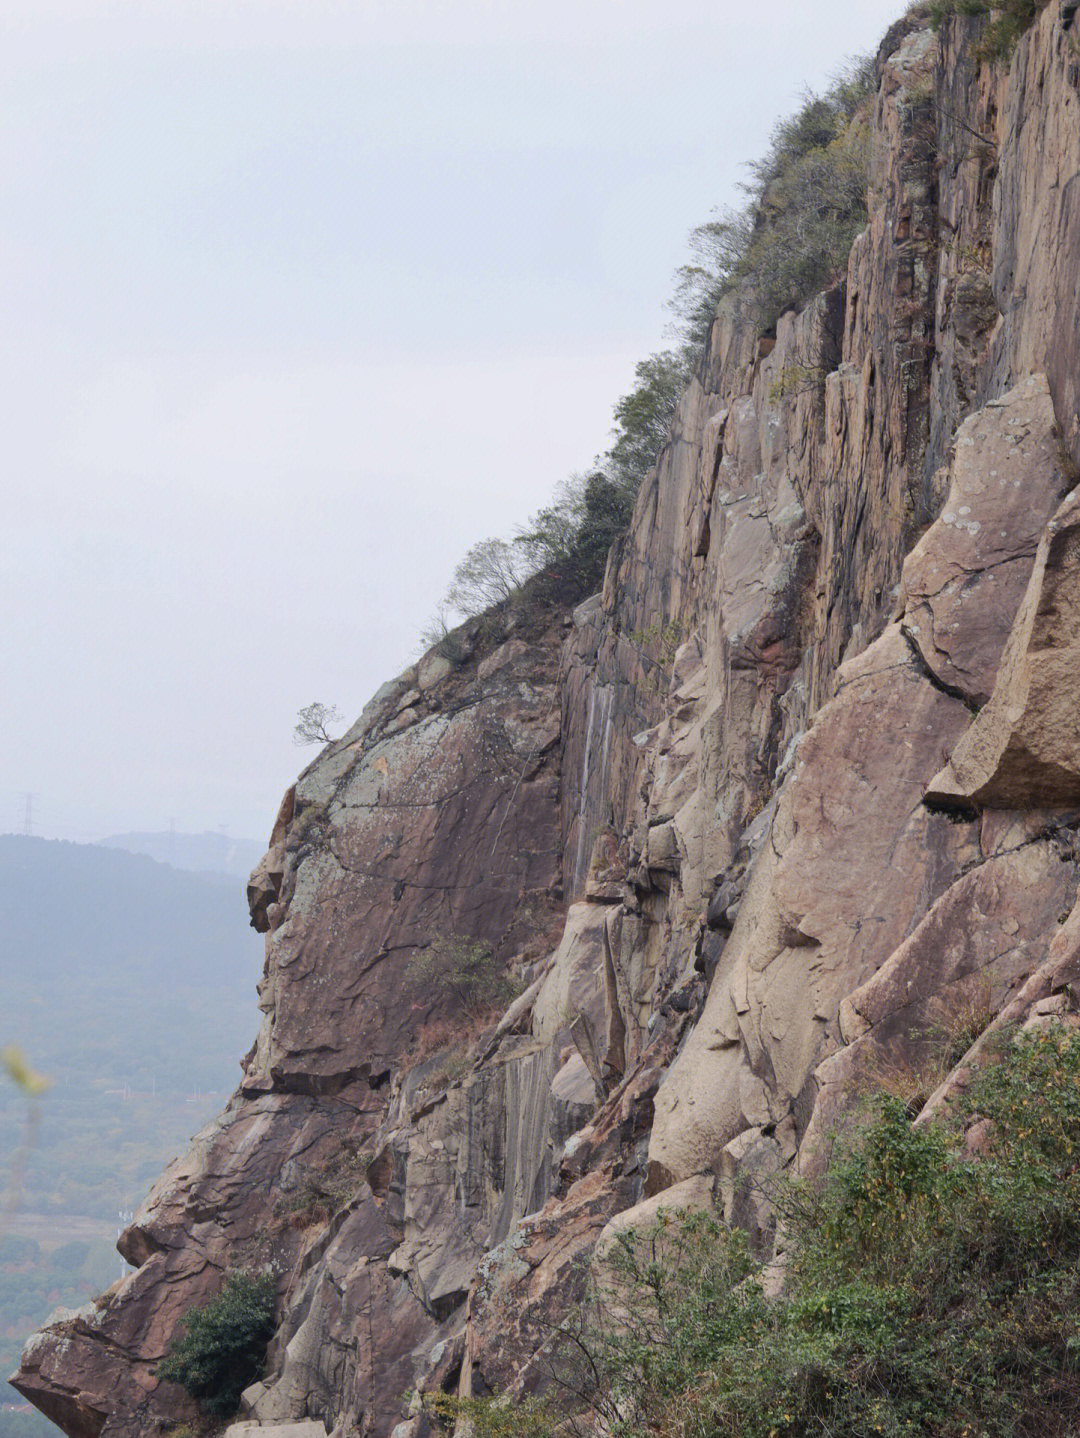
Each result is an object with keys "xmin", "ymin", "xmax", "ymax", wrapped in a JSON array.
[{"xmin": 15, "ymin": 5, "xmax": 1080, "ymax": 1435}]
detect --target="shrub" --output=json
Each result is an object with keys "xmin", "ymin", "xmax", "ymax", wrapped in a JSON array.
[
  {"xmin": 420, "ymin": 1393, "xmax": 553, "ymax": 1436},
  {"xmin": 671, "ymin": 57, "xmax": 874, "ymax": 338},
  {"xmin": 869, "ymin": 978, "xmax": 996, "ymax": 1115},
  {"xmin": 409, "ymin": 1016, "xmax": 475, "ymax": 1086},
  {"xmin": 428, "ymin": 1025, "xmax": 1080, "ymax": 1436},
  {"xmin": 155, "ymin": 1270, "xmax": 277, "ymax": 1418},
  {"xmin": 515, "ymin": 472, "xmax": 632, "ymax": 604},
  {"xmin": 408, "ymin": 934, "xmax": 519, "ymax": 1020}
]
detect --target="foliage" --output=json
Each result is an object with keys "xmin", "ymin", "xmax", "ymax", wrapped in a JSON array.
[
  {"xmin": 628, "ymin": 615, "xmax": 683, "ymax": 668},
  {"xmin": 673, "ymin": 58, "xmax": 875, "ymax": 337},
  {"xmin": 408, "ymin": 934, "xmax": 519, "ymax": 1020},
  {"xmin": 869, "ymin": 978, "xmax": 996, "ymax": 1115},
  {"xmin": 625, "ymin": 615, "xmax": 685, "ymax": 697},
  {"xmin": 767, "ymin": 362, "xmax": 828, "ymax": 403},
  {"xmin": 423, "ymin": 61, "xmax": 877, "ymax": 643},
  {"xmin": 2, "ymin": 1046, "xmax": 51, "ymax": 1240},
  {"xmin": 441, "ymin": 350, "xmax": 690, "ymax": 623},
  {"xmin": 293, "ymin": 701, "xmax": 342, "ymax": 746},
  {"xmin": 421, "ymin": 1392, "xmax": 554, "ymax": 1436},
  {"xmin": 156, "ymin": 1270, "xmax": 277, "ymax": 1418},
  {"xmin": 417, "ymin": 602, "xmax": 476, "ymax": 663},
  {"xmin": 431, "ymin": 1025, "xmax": 1080, "ymax": 1436},
  {"xmin": 1, "ymin": 1049, "xmax": 51, "ymax": 1098},
  {"xmin": 607, "ymin": 351, "xmax": 692, "ymax": 493},
  {"xmin": 408, "ymin": 1017, "xmax": 476, "ymax": 1087},
  {"xmin": 445, "ymin": 538, "xmax": 531, "ymax": 618},
  {"xmin": 929, "ymin": 0, "xmax": 1051, "ymax": 61},
  {"xmin": 515, "ymin": 470, "xmax": 640, "ymax": 603}
]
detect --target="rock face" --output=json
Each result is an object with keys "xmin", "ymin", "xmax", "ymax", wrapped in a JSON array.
[
  {"xmin": 926, "ymin": 486, "xmax": 1080, "ymax": 807},
  {"xmin": 14, "ymin": 7, "xmax": 1080, "ymax": 1437}
]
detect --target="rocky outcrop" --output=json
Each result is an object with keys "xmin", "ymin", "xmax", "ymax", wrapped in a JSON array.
[
  {"xmin": 927, "ymin": 486, "xmax": 1080, "ymax": 807},
  {"xmin": 15, "ymin": 6, "xmax": 1080, "ymax": 1436},
  {"xmin": 14, "ymin": 610, "xmax": 571, "ymax": 1436}
]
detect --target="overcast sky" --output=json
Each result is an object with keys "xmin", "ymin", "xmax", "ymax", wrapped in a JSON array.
[{"xmin": 2, "ymin": 0, "xmax": 906, "ymax": 848}]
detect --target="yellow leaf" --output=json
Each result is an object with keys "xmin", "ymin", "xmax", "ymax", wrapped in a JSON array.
[{"xmin": 1, "ymin": 1046, "xmax": 52, "ymax": 1095}]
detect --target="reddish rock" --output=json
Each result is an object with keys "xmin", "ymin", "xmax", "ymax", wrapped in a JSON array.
[
  {"xmin": 928, "ymin": 489, "xmax": 1080, "ymax": 808},
  {"xmin": 15, "ymin": 11, "xmax": 1080, "ymax": 1438},
  {"xmin": 899, "ymin": 374, "xmax": 1070, "ymax": 704}
]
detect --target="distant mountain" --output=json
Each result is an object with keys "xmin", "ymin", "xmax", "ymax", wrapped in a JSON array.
[
  {"xmin": 1, "ymin": 834, "xmax": 264, "ymax": 1213},
  {"xmin": 96, "ymin": 829, "xmax": 265, "ymax": 882},
  {"xmin": 0, "ymin": 834, "xmax": 264, "ymax": 1416}
]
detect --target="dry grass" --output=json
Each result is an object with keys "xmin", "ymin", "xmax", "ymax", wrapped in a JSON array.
[
  {"xmin": 869, "ymin": 976, "xmax": 996, "ymax": 1115},
  {"xmin": 273, "ymin": 1137, "xmax": 371, "ymax": 1230}
]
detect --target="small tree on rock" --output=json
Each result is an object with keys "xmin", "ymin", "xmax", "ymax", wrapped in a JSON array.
[{"xmin": 294, "ymin": 702, "xmax": 342, "ymax": 746}]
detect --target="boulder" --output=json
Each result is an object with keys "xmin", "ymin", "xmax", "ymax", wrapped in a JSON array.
[{"xmin": 928, "ymin": 489, "xmax": 1080, "ymax": 808}]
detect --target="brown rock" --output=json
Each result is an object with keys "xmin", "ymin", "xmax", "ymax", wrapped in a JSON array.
[
  {"xmin": 17, "ymin": 11, "xmax": 1080, "ymax": 1438},
  {"xmin": 647, "ymin": 625, "xmax": 976, "ymax": 1185},
  {"xmin": 899, "ymin": 375, "xmax": 1070, "ymax": 704},
  {"xmin": 803, "ymin": 838, "xmax": 1078, "ymax": 1168},
  {"xmin": 248, "ymin": 786, "xmax": 295, "ymax": 933}
]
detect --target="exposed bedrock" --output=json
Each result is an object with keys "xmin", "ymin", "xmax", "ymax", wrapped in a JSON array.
[{"xmin": 14, "ymin": 6, "xmax": 1080, "ymax": 1437}]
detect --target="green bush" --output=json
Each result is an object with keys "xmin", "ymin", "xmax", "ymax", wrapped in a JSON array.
[
  {"xmin": 672, "ymin": 59, "xmax": 875, "ymax": 338},
  {"xmin": 431, "ymin": 1025, "xmax": 1080, "ymax": 1436},
  {"xmin": 155, "ymin": 1270, "xmax": 277, "ymax": 1418},
  {"xmin": 929, "ymin": 0, "xmax": 1051, "ymax": 61}
]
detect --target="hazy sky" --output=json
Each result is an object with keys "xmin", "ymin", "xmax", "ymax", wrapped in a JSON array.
[{"xmin": 2, "ymin": 0, "xmax": 906, "ymax": 847}]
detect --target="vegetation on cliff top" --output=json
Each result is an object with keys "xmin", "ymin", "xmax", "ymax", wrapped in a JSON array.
[
  {"xmin": 423, "ymin": 60, "xmax": 876, "ymax": 646},
  {"xmin": 929, "ymin": 0, "xmax": 1053, "ymax": 62},
  {"xmin": 427, "ymin": 1025, "xmax": 1080, "ymax": 1436}
]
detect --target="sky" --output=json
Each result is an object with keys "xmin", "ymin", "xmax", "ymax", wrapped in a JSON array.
[{"xmin": 1, "ymin": 0, "xmax": 907, "ymax": 848}]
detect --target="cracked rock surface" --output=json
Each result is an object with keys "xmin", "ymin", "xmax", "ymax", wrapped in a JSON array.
[{"xmin": 14, "ymin": 7, "xmax": 1080, "ymax": 1436}]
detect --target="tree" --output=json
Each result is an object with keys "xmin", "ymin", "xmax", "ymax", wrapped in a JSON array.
[
  {"xmin": 608, "ymin": 351, "xmax": 691, "ymax": 491},
  {"xmin": 445, "ymin": 537, "xmax": 531, "ymax": 619},
  {"xmin": 669, "ymin": 212, "xmax": 754, "ymax": 352},
  {"xmin": 293, "ymin": 702, "xmax": 342, "ymax": 746}
]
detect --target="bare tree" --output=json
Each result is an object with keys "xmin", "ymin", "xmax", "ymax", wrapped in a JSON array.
[
  {"xmin": 445, "ymin": 537, "xmax": 531, "ymax": 618},
  {"xmin": 294, "ymin": 702, "xmax": 343, "ymax": 746}
]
